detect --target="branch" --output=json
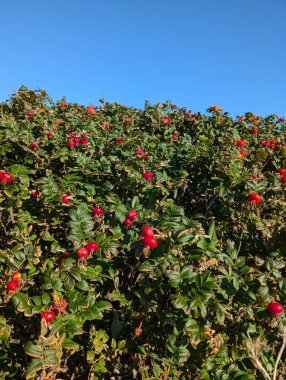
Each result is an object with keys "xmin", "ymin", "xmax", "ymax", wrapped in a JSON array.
[
  {"xmin": 246, "ymin": 332, "xmax": 271, "ymax": 380},
  {"xmin": 273, "ymin": 326, "xmax": 286, "ymax": 380}
]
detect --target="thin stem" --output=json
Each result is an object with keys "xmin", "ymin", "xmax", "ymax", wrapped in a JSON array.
[
  {"xmin": 273, "ymin": 326, "xmax": 286, "ymax": 380},
  {"xmin": 246, "ymin": 332, "xmax": 271, "ymax": 380},
  {"xmin": 8, "ymin": 203, "xmax": 15, "ymax": 224}
]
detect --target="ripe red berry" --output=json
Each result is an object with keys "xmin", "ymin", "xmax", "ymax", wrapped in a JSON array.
[
  {"xmin": 143, "ymin": 172, "xmax": 154, "ymax": 181},
  {"xmin": 127, "ymin": 210, "xmax": 138, "ymax": 220},
  {"xmin": 136, "ymin": 149, "xmax": 145, "ymax": 156},
  {"xmin": 267, "ymin": 140, "xmax": 275, "ymax": 148},
  {"xmin": 61, "ymin": 194, "xmax": 71, "ymax": 204},
  {"xmin": 7, "ymin": 280, "xmax": 19, "ymax": 292},
  {"xmin": 86, "ymin": 241, "xmax": 99, "ymax": 252},
  {"xmin": 172, "ymin": 134, "xmax": 178, "ymax": 141},
  {"xmin": 80, "ymin": 138, "xmax": 89, "ymax": 145},
  {"xmin": 239, "ymin": 149, "xmax": 246, "ymax": 156},
  {"xmin": 27, "ymin": 110, "xmax": 34, "ymax": 118},
  {"xmin": 41, "ymin": 310, "xmax": 55, "ymax": 323},
  {"xmin": 239, "ymin": 116, "xmax": 245, "ymax": 121},
  {"xmin": 31, "ymin": 190, "xmax": 37, "ymax": 198},
  {"xmin": 277, "ymin": 168, "xmax": 286, "ymax": 175},
  {"xmin": 1, "ymin": 172, "xmax": 13, "ymax": 185},
  {"xmin": 142, "ymin": 226, "xmax": 154, "ymax": 237},
  {"xmin": 67, "ymin": 140, "xmax": 75, "ymax": 148},
  {"xmin": 267, "ymin": 302, "xmax": 284, "ymax": 316},
  {"xmin": 260, "ymin": 141, "xmax": 266, "ymax": 147},
  {"xmin": 73, "ymin": 137, "xmax": 81, "ymax": 146},
  {"xmin": 47, "ymin": 132, "xmax": 54, "ymax": 138},
  {"xmin": 251, "ymin": 174, "xmax": 257, "ymax": 179},
  {"xmin": 252, "ymin": 126, "xmax": 258, "ymax": 134},
  {"xmin": 161, "ymin": 117, "xmax": 172, "ymax": 125},
  {"xmin": 279, "ymin": 117, "xmax": 285, "ymax": 122},
  {"xmin": 77, "ymin": 247, "xmax": 89, "ymax": 259},
  {"xmin": 93, "ymin": 207, "xmax": 104, "ymax": 216},
  {"xmin": 248, "ymin": 193, "xmax": 261, "ymax": 204},
  {"xmin": 281, "ymin": 175, "xmax": 286, "ymax": 183},
  {"xmin": 236, "ymin": 140, "xmax": 246, "ymax": 147},
  {"xmin": 143, "ymin": 236, "xmax": 158, "ymax": 249},
  {"xmin": 115, "ymin": 138, "xmax": 123, "ymax": 145},
  {"xmin": 30, "ymin": 141, "xmax": 38, "ymax": 149},
  {"xmin": 143, "ymin": 155, "xmax": 150, "ymax": 161},
  {"xmin": 124, "ymin": 218, "xmax": 132, "ymax": 227}
]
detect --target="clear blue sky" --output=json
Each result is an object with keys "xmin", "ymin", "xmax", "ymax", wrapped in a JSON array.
[{"xmin": 1, "ymin": 0, "xmax": 285, "ymax": 117}]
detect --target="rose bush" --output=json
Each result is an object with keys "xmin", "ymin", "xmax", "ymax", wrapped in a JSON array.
[{"xmin": 0, "ymin": 87, "xmax": 286, "ymax": 379}]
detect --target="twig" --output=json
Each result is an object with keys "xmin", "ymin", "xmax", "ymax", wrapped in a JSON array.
[
  {"xmin": 246, "ymin": 332, "xmax": 271, "ymax": 380},
  {"xmin": 273, "ymin": 326, "xmax": 286, "ymax": 380},
  {"xmin": 8, "ymin": 204, "xmax": 15, "ymax": 224}
]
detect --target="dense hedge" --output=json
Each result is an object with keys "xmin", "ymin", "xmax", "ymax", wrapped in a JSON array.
[{"xmin": 1, "ymin": 87, "xmax": 286, "ymax": 379}]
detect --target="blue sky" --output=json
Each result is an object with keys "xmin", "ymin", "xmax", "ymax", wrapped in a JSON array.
[{"xmin": 1, "ymin": 0, "xmax": 285, "ymax": 117}]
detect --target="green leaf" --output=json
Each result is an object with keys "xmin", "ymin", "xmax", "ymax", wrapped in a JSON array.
[
  {"xmin": 62, "ymin": 338, "xmax": 80, "ymax": 351},
  {"xmin": 95, "ymin": 301, "xmax": 112, "ymax": 310},
  {"xmin": 76, "ymin": 280, "xmax": 89, "ymax": 291},
  {"xmin": 64, "ymin": 276, "xmax": 75, "ymax": 291},
  {"xmin": 42, "ymin": 292, "xmax": 51, "ymax": 304},
  {"xmin": 24, "ymin": 342, "xmax": 42, "ymax": 358},
  {"xmin": 25, "ymin": 358, "xmax": 43, "ymax": 378},
  {"xmin": 41, "ymin": 231, "xmax": 55, "ymax": 241},
  {"xmin": 9, "ymin": 164, "xmax": 34, "ymax": 175},
  {"xmin": 83, "ymin": 306, "xmax": 103, "ymax": 321},
  {"xmin": 173, "ymin": 294, "xmax": 188, "ymax": 310}
]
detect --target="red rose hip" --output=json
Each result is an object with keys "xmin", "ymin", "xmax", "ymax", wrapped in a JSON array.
[
  {"xmin": 267, "ymin": 302, "xmax": 284, "ymax": 316},
  {"xmin": 41, "ymin": 310, "xmax": 55, "ymax": 323},
  {"xmin": 143, "ymin": 172, "xmax": 154, "ymax": 181},
  {"xmin": 248, "ymin": 193, "xmax": 261, "ymax": 204},
  {"xmin": 30, "ymin": 141, "xmax": 38, "ymax": 149},
  {"xmin": 143, "ymin": 236, "xmax": 158, "ymax": 249},
  {"xmin": 86, "ymin": 241, "xmax": 99, "ymax": 252},
  {"xmin": 7, "ymin": 280, "xmax": 19, "ymax": 292},
  {"xmin": 93, "ymin": 207, "xmax": 104, "ymax": 216},
  {"xmin": 62, "ymin": 194, "xmax": 71, "ymax": 204},
  {"xmin": 136, "ymin": 149, "xmax": 145, "ymax": 156},
  {"xmin": 236, "ymin": 140, "xmax": 246, "ymax": 147},
  {"xmin": 127, "ymin": 210, "xmax": 138, "ymax": 220},
  {"xmin": 277, "ymin": 168, "xmax": 286, "ymax": 175},
  {"xmin": 77, "ymin": 247, "xmax": 89, "ymax": 259},
  {"xmin": 142, "ymin": 226, "xmax": 154, "ymax": 237},
  {"xmin": 67, "ymin": 140, "xmax": 75, "ymax": 148}
]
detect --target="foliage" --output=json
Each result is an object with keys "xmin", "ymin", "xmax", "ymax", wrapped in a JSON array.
[{"xmin": 0, "ymin": 87, "xmax": 286, "ymax": 379}]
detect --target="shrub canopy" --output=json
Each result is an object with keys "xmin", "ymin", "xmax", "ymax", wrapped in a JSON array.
[{"xmin": 1, "ymin": 87, "xmax": 286, "ymax": 379}]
